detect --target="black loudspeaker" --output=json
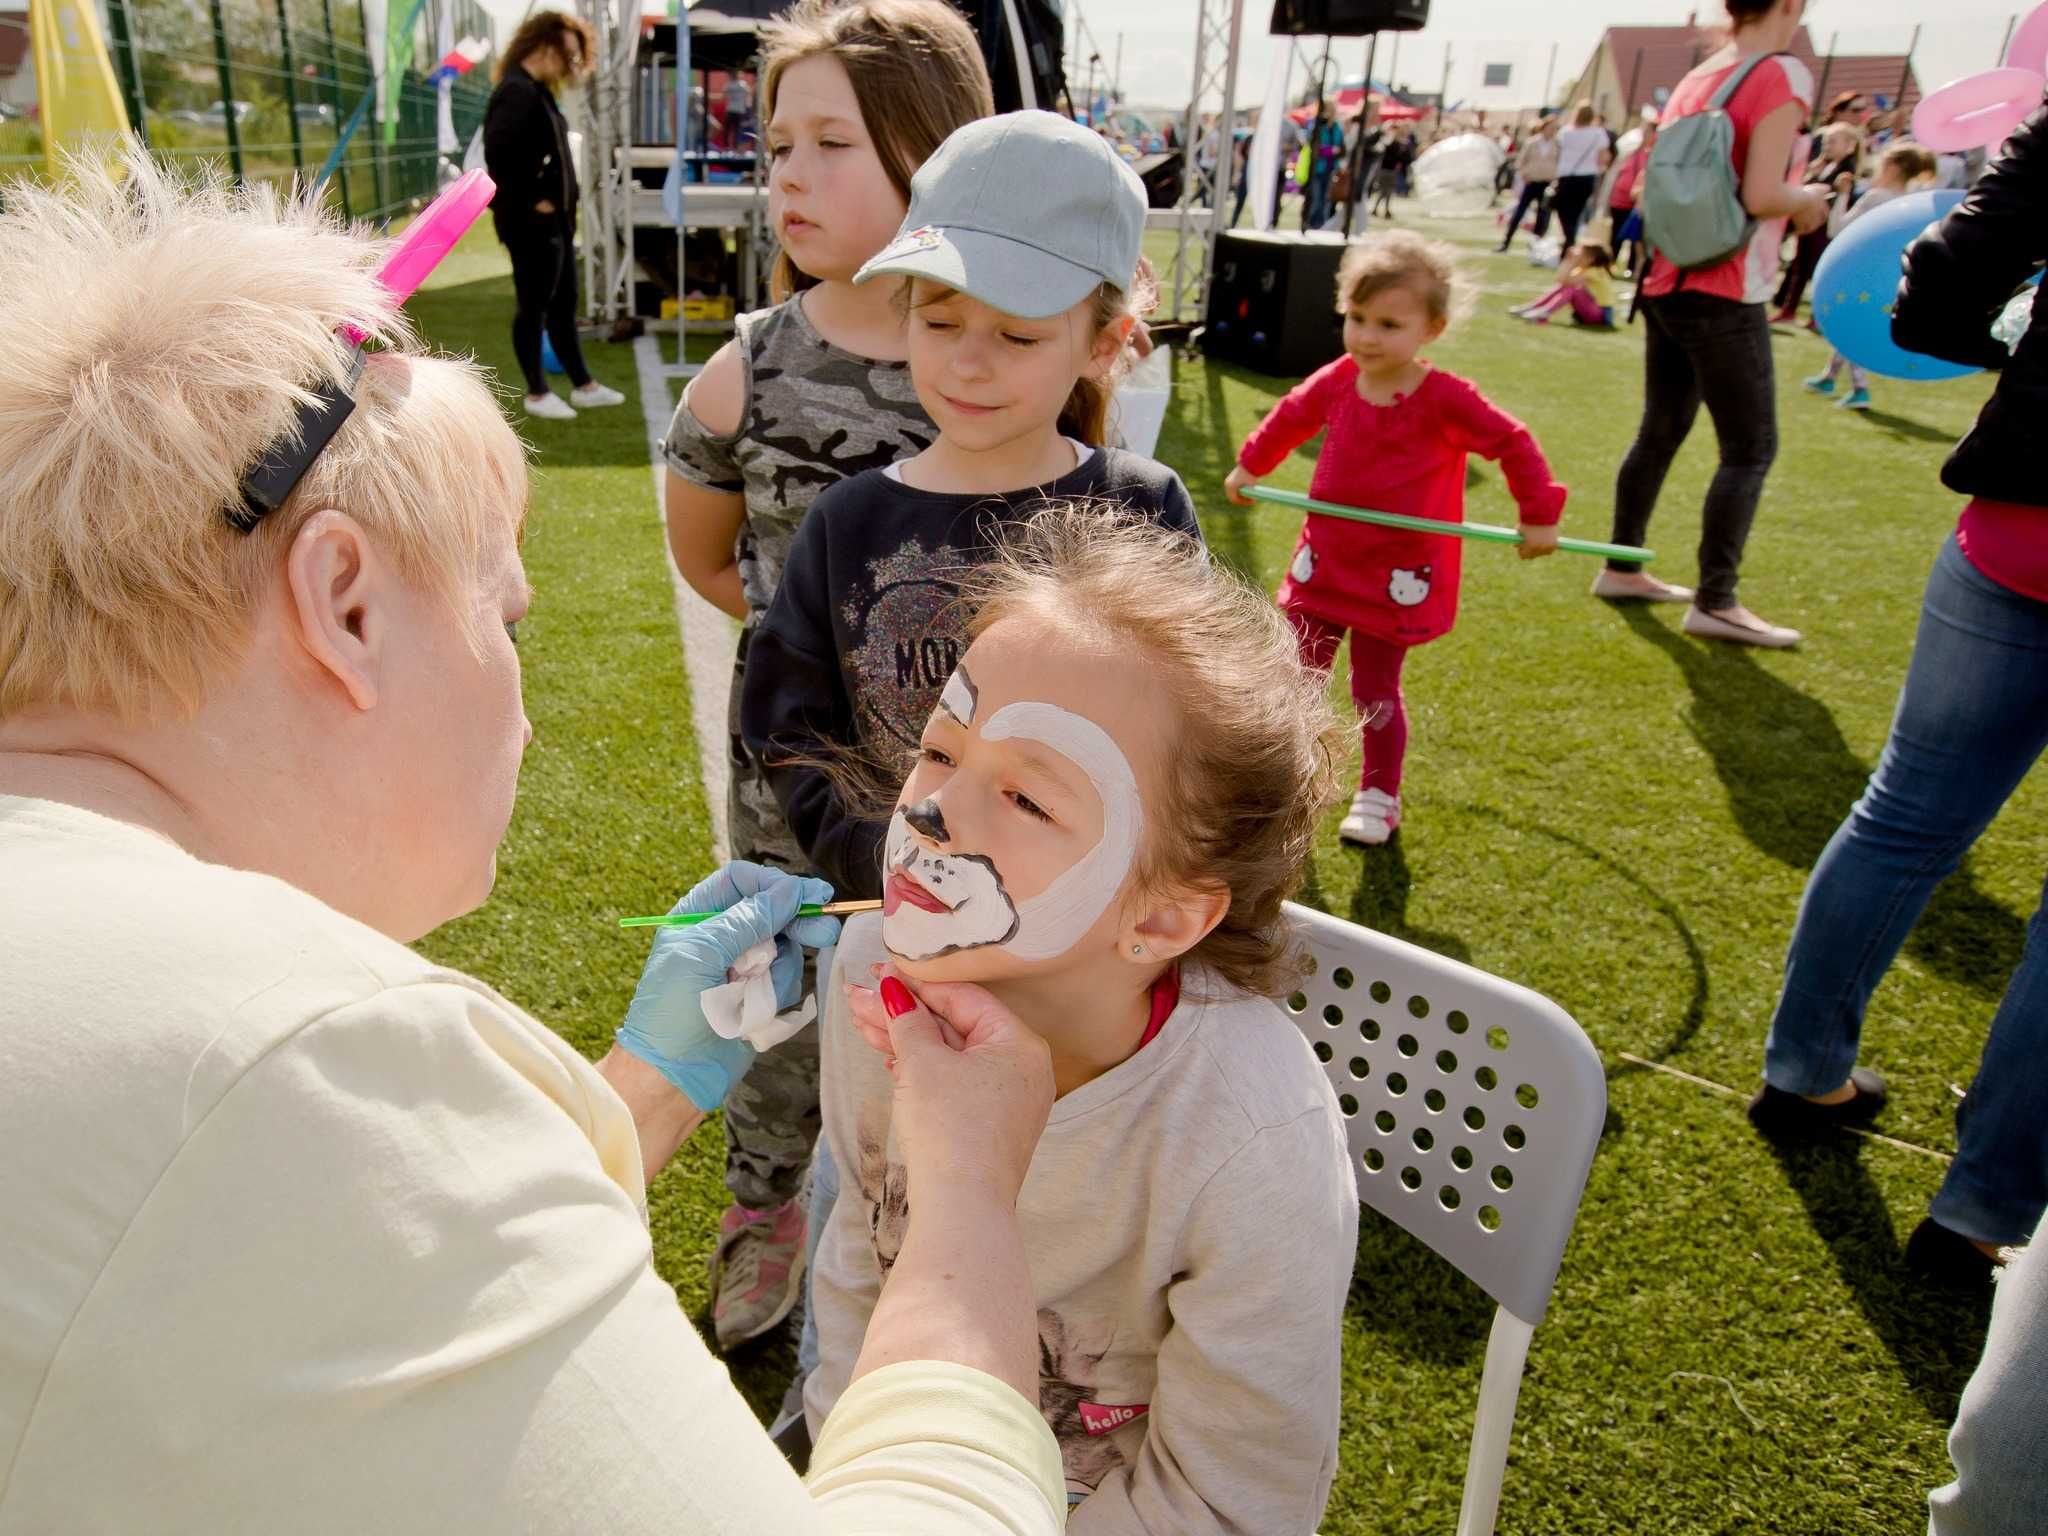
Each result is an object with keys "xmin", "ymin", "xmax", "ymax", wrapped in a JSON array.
[
  {"xmin": 1270, "ymin": 0, "xmax": 1428, "ymax": 36},
  {"xmin": 1202, "ymin": 231, "xmax": 1348, "ymax": 377}
]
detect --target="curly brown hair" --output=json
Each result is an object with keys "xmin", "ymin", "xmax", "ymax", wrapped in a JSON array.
[
  {"xmin": 960, "ymin": 505, "xmax": 1345, "ymax": 998},
  {"xmin": 494, "ymin": 10, "xmax": 597, "ymax": 86}
]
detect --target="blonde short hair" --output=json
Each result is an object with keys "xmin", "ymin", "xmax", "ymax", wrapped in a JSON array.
[{"xmin": 0, "ymin": 151, "xmax": 527, "ymax": 722}]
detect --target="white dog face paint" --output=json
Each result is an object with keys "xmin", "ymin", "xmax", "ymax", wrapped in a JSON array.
[{"xmin": 882, "ymin": 663, "xmax": 1145, "ymax": 965}]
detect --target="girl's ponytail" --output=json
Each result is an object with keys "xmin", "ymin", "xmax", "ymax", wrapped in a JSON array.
[{"xmin": 1057, "ymin": 263, "xmax": 1159, "ymax": 447}]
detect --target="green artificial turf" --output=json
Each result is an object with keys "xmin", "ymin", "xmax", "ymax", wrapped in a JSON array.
[{"xmin": 404, "ymin": 216, "xmax": 2031, "ymax": 1531}]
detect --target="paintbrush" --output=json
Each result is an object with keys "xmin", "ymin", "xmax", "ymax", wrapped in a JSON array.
[{"xmin": 618, "ymin": 899, "xmax": 884, "ymax": 929}]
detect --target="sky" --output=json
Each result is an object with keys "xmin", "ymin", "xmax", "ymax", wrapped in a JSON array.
[{"xmin": 1068, "ymin": 0, "xmax": 2023, "ymax": 116}]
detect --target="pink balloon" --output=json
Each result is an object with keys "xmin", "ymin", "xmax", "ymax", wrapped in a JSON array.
[
  {"xmin": 1912, "ymin": 67, "xmax": 2043, "ymax": 153},
  {"xmin": 2008, "ymin": 0, "xmax": 2048, "ymax": 74}
]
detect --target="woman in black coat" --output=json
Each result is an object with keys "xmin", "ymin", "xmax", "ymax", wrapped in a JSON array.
[
  {"xmin": 483, "ymin": 11, "xmax": 621, "ymax": 420},
  {"xmin": 1752, "ymin": 102, "xmax": 2048, "ymax": 1289}
]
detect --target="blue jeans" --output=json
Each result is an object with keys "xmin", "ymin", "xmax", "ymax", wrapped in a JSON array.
[
  {"xmin": 1304, "ymin": 167, "xmax": 1334, "ymax": 230},
  {"xmin": 1765, "ymin": 536, "xmax": 2048, "ymax": 1246}
]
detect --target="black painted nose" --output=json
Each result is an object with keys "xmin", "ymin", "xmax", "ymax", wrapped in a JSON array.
[{"xmin": 902, "ymin": 797, "xmax": 950, "ymax": 843}]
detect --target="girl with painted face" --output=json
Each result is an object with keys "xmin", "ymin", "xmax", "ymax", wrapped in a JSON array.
[{"xmin": 803, "ymin": 509, "xmax": 1360, "ymax": 1534}]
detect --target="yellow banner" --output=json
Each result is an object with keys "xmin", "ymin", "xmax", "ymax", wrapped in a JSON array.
[{"xmin": 29, "ymin": 0, "xmax": 131, "ymax": 178}]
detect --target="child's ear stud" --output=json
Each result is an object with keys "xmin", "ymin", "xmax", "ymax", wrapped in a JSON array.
[{"xmin": 1132, "ymin": 944, "xmax": 1145, "ymax": 957}]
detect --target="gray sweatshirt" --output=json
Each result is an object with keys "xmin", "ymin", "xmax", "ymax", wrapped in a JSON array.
[{"xmin": 806, "ymin": 914, "xmax": 1360, "ymax": 1535}]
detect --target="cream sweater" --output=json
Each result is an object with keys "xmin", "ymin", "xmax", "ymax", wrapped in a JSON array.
[
  {"xmin": 807, "ymin": 915, "xmax": 1359, "ymax": 1535},
  {"xmin": 0, "ymin": 796, "xmax": 1063, "ymax": 1534}
]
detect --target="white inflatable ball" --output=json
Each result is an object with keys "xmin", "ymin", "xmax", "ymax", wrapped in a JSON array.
[{"xmin": 1412, "ymin": 132, "xmax": 1506, "ymax": 218}]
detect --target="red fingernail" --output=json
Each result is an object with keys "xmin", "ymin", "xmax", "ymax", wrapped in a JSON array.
[{"xmin": 880, "ymin": 977, "xmax": 916, "ymax": 1018}]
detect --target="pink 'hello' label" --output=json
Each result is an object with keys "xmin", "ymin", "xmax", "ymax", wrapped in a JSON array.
[{"xmin": 1077, "ymin": 1401, "xmax": 1149, "ymax": 1437}]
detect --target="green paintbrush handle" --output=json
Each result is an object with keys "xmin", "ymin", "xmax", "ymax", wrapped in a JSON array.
[
  {"xmin": 1244, "ymin": 485, "xmax": 1655, "ymax": 564},
  {"xmin": 619, "ymin": 899, "xmax": 883, "ymax": 929}
]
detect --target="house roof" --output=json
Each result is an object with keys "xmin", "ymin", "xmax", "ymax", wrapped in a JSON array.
[
  {"xmin": 1587, "ymin": 23, "xmax": 1919, "ymax": 123},
  {"xmin": 0, "ymin": 12, "xmax": 29, "ymax": 81},
  {"xmin": 1592, "ymin": 24, "xmax": 1823, "ymax": 118},
  {"xmin": 1811, "ymin": 54, "xmax": 1922, "ymax": 115}
]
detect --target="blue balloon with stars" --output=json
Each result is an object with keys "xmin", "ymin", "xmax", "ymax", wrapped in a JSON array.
[{"xmin": 1814, "ymin": 189, "xmax": 1974, "ymax": 381}]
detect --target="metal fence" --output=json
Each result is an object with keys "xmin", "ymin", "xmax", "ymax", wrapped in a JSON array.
[{"xmin": 0, "ymin": 0, "xmax": 493, "ymax": 225}]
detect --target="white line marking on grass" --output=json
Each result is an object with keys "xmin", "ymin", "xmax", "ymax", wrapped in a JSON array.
[
  {"xmin": 635, "ymin": 333, "xmax": 739, "ymax": 863},
  {"xmin": 1617, "ymin": 1052, "xmax": 1954, "ymax": 1164}
]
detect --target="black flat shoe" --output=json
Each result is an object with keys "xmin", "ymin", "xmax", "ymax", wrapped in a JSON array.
[
  {"xmin": 1904, "ymin": 1217, "xmax": 2003, "ymax": 1292},
  {"xmin": 1747, "ymin": 1065, "xmax": 1889, "ymax": 1137}
]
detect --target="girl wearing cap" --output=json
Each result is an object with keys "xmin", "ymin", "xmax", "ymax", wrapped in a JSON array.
[
  {"xmin": 658, "ymin": 0, "xmax": 996, "ymax": 1356},
  {"xmin": 740, "ymin": 107, "xmax": 1198, "ymax": 915}
]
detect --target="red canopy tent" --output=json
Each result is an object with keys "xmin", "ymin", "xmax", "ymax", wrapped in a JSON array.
[{"xmin": 1288, "ymin": 90, "xmax": 1423, "ymax": 125}]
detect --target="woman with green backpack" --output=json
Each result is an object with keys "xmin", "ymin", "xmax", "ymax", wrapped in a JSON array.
[{"xmin": 1590, "ymin": 0, "xmax": 1830, "ymax": 648}]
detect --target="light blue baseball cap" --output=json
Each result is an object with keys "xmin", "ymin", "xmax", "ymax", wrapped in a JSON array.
[{"xmin": 854, "ymin": 110, "xmax": 1148, "ymax": 319}]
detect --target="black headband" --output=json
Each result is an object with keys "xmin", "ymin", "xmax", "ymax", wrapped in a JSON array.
[{"xmin": 225, "ymin": 349, "xmax": 366, "ymax": 533}]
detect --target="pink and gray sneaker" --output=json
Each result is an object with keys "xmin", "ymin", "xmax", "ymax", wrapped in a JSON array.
[{"xmin": 709, "ymin": 1198, "xmax": 807, "ymax": 1351}]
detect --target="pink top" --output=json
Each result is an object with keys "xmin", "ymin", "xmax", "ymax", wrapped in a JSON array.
[
  {"xmin": 1958, "ymin": 498, "xmax": 2048, "ymax": 604},
  {"xmin": 1642, "ymin": 50, "xmax": 1814, "ymax": 306},
  {"xmin": 1240, "ymin": 359, "xmax": 1566, "ymax": 645},
  {"xmin": 1610, "ymin": 148, "xmax": 1648, "ymax": 210}
]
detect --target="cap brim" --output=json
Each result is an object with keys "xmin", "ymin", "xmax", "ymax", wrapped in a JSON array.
[{"xmin": 854, "ymin": 226, "xmax": 1106, "ymax": 319}]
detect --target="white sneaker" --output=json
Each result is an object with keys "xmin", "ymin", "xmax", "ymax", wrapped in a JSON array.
[
  {"xmin": 1682, "ymin": 605, "xmax": 1802, "ymax": 649},
  {"xmin": 571, "ymin": 381, "xmax": 625, "ymax": 408},
  {"xmin": 524, "ymin": 392, "xmax": 577, "ymax": 420},
  {"xmin": 1339, "ymin": 788, "xmax": 1400, "ymax": 846}
]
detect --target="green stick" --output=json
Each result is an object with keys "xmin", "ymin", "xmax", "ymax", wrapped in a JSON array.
[
  {"xmin": 1244, "ymin": 486, "xmax": 1655, "ymax": 564},
  {"xmin": 619, "ymin": 899, "xmax": 882, "ymax": 929}
]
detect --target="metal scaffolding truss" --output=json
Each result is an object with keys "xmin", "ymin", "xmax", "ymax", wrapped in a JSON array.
[
  {"xmin": 578, "ymin": 0, "xmax": 641, "ymax": 326},
  {"xmin": 1167, "ymin": 0, "xmax": 1244, "ymax": 322}
]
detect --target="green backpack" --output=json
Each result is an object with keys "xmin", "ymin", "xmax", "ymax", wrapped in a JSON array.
[{"xmin": 1640, "ymin": 52, "xmax": 1787, "ymax": 272}]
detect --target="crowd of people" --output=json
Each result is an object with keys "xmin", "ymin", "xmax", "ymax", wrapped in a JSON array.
[{"xmin": 1, "ymin": 0, "xmax": 2044, "ymax": 1530}]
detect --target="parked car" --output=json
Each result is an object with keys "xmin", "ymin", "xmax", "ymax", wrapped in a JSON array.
[
  {"xmin": 169, "ymin": 100, "xmax": 254, "ymax": 129},
  {"xmin": 293, "ymin": 101, "xmax": 335, "ymax": 127}
]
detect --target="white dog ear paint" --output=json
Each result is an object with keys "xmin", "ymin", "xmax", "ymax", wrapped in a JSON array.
[
  {"xmin": 879, "ymin": 698, "xmax": 1144, "ymax": 965},
  {"xmin": 981, "ymin": 702, "xmax": 1143, "ymax": 962},
  {"xmin": 939, "ymin": 665, "xmax": 978, "ymax": 726}
]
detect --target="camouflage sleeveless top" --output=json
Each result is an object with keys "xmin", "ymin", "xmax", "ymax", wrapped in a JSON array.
[{"xmin": 662, "ymin": 294, "xmax": 933, "ymax": 869}]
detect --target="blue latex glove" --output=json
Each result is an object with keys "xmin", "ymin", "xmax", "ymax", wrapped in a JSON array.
[{"xmin": 617, "ymin": 862, "xmax": 840, "ymax": 1110}]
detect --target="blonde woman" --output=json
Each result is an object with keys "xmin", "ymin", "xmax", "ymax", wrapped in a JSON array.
[{"xmin": 0, "ymin": 153, "xmax": 1067, "ymax": 1535}]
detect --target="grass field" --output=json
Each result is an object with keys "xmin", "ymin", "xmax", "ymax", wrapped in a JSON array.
[{"xmin": 406, "ymin": 211, "xmax": 2030, "ymax": 1534}]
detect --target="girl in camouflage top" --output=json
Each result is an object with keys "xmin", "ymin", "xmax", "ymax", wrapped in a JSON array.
[{"xmin": 660, "ymin": 0, "xmax": 992, "ymax": 1352}]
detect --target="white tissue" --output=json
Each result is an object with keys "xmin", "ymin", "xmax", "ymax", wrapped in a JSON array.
[{"xmin": 702, "ymin": 940, "xmax": 815, "ymax": 1052}]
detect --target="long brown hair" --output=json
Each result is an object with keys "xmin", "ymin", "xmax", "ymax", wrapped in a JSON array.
[
  {"xmin": 758, "ymin": 0, "xmax": 994, "ymax": 300},
  {"xmin": 494, "ymin": 10, "xmax": 597, "ymax": 86}
]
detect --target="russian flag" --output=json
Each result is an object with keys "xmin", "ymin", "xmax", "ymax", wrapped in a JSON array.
[{"xmin": 427, "ymin": 35, "xmax": 489, "ymax": 87}]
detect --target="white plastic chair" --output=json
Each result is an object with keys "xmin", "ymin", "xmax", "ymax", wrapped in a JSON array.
[{"xmin": 1283, "ymin": 901, "xmax": 1605, "ymax": 1536}]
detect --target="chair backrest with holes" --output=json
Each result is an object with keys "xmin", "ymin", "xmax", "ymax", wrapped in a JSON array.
[{"xmin": 1282, "ymin": 901, "xmax": 1604, "ymax": 1326}]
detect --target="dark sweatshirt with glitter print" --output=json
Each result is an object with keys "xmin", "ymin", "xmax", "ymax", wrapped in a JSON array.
[{"xmin": 739, "ymin": 445, "xmax": 1200, "ymax": 901}]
